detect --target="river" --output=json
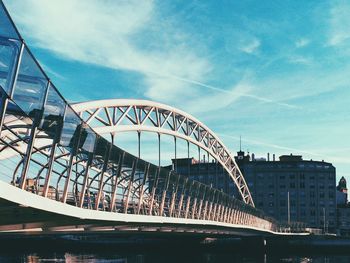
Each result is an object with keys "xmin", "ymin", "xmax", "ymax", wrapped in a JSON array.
[{"xmin": 0, "ymin": 252, "xmax": 349, "ymax": 263}]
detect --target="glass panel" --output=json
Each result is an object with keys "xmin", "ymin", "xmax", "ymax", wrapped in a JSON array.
[
  {"xmin": 109, "ymin": 146, "xmax": 121, "ymax": 164},
  {"xmin": 94, "ymin": 135, "xmax": 109, "ymax": 157},
  {"xmin": 12, "ymin": 47, "xmax": 48, "ymax": 117},
  {"xmin": 40, "ymin": 84, "xmax": 65, "ymax": 137},
  {"xmin": 0, "ymin": 3, "xmax": 20, "ymax": 40},
  {"xmin": 59, "ymin": 106, "xmax": 81, "ymax": 149},
  {"xmin": 4, "ymin": 99, "xmax": 25, "ymax": 117},
  {"xmin": 81, "ymin": 125, "xmax": 96, "ymax": 154},
  {"xmin": 0, "ymin": 87, "xmax": 5, "ymax": 106},
  {"xmin": 0, "ymin": 39, "xmax": 19, "ymax": 94},
  {"xmin": 123, "ymin": 151, "xmax": 135, "ymax": 168}
]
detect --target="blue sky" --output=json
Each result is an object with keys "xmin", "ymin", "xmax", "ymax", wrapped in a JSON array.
[{"xmin": 4, "ymin": 0, "xmax": 350, "ymax": 182}]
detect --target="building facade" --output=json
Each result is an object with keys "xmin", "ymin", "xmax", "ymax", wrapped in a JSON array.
[
  {"xmin": 236, "ymin": 152, "xmax": 336, "ymax": 232},
  {"xmin": 170, "ymin": 152, "xmax": 337, "ymax": 232},
  {"xmin": 337, "ymin": 207, "xmax": 350, "ymax": 236},
  {"xmin": 336, "ymin": 177, "xmax": 350, "ymax": 235},
  {"xmin": 336, "ymin": 176, "xmax": 348, "ymax": 205}
]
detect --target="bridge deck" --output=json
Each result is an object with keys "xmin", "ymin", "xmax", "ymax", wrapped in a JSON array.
[{"xmin": 0, "ymin": 181, "xmax": 306, "ymax": 237}]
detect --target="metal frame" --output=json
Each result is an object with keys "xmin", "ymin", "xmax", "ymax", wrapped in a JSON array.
[{"xmin": 72, "ymin": 99, "xmax": 254, "ymax": 206}]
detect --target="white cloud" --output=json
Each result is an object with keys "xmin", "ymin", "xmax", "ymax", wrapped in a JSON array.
[
  {"xmin": 219, "ymin": 133, "xmax": 350, "ymax": 167},
  {"xmin": 328, "ymin": 1, "xmax": 350, "ymax": 46},
  {"xmin": 239, "ymin": 38, "xmax": 260, "ymax": 54},
  {"xmin": 287, "ymin": 55, "xmax": 313, "ymax": 66},
  {"xmin": 249, "ymin": 65, "xmax": 350, "ymax": 104},
  {"xmin": 4, "ymin": 0, "xmax": 217, "ymax": 110},
  {"xmin": 295, "ymin": 38, "xmax": 310, "ymax": 48},
  {"xmin": 219, "ymin": 133, "xmax": 323, "ymax": 157}
]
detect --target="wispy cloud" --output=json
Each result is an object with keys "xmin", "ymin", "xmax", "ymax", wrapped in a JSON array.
[
  {"xmin": 240, "ymin": 38, "xmax": 260, "ymax": 54},
  {"xmin": 242, "ymin": 94, "xmax": 301, "ymax": 109},
  {"xmin": 219, "ymin": 133, "xmax": 350, "ymax": 165},
  {"xmin": 219, "ymin": 133, "xmax": 323, "ymax": 157},
  {"xmin": 248, "ymin": 64, "xmax": 350, "ymax": 105},
  {"xmin": 328, "ymin": 1, "xmax": 350, "ymax": 46},
  {"xmin": 4, "ymin": 0, "xmax": 214, "ymax": 110},
  {"xmin": 287, "ymin": 55, "xmax": 313, "ymax": 66},
  {"xmin": 152, "ymin": 73, "xmax": 300, "ymax": 110},
  {"xmin": 295, "ymin": 38, "xmax": 310, "ymax": 48}
]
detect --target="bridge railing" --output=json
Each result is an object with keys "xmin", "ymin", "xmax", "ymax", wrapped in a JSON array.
[{"xmin": 0, "ymin": 1, "xmax": 285, "ymax": 233}]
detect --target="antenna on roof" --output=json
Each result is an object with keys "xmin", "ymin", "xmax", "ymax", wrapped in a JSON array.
[{"xmin": 240, "ymin": 135, "xmax": 242, "ymax": 151}]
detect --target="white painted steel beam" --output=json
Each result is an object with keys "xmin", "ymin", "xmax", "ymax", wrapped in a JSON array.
[{"xmin": 72, "ymin": 99, "xmax": 254, "ymax": 206}]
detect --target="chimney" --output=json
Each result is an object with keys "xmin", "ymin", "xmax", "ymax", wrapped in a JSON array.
[
  {"xmin": 273, "ymin": 154, "xmax": 275, "ymax": 161},
  {"xmin": 267, "ymin": 153, "xmax": 270, "ymax": 161}
]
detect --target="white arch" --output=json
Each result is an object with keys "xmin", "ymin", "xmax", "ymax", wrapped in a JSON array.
[{"xmin": 72, "ymin": 99, "xmax": 254, "ymax": 207}]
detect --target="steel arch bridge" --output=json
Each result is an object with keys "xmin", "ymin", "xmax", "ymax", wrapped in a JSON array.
[
  {"xmin": 72, "ymin": 99, "xmax": 254, "ymax": 206},
  {"xmin": 0, "ymin": 1, "xmax": 307, "ymax": 236}
]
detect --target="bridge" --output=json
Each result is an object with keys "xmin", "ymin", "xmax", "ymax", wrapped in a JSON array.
[{"xmin": 0, "ymin": 2, "xmax": 306, "ymax": 238}]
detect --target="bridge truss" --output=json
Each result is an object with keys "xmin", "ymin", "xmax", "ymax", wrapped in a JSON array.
[{"xmin": 72, "ymin": 99, "xmax": 254, "ymax": 206}]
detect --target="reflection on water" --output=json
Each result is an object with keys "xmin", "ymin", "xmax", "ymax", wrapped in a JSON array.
[{"xmin": 0, "ymin": 252, "xmax": 349, "ymax": 263}]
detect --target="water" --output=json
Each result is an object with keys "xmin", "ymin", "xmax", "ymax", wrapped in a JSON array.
[
  {"xmin": 0, "ymin": 235, "xmax": 349, "ymax": 263},
  {"xmin": 0, "ymin": 252, "xmax": 349, "ymax": 263}
]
